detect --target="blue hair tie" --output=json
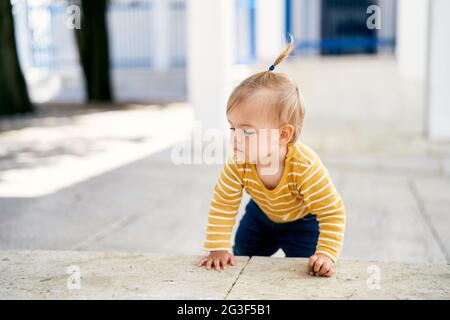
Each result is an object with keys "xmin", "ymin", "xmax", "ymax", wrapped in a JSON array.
[{"xmin": 268, "ymin": 65, "xmax": 275, "ymax": 71}]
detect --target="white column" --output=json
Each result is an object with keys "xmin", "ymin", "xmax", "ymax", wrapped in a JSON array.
[
  {"xmin": 255, "ymin": 0, "xmax": 285, "ymax": 63},
  {"xmin": 377, "ymin": 0, "xmax": 396, "ymax": 54},
  {"xmin": 306, "ymin": 0, "xmax": 321, "ymax": 56},
  {"xmin": 187, "ymin": 0, "xmax": 235, "ymax": 130},
  {"xmin": 426, "ymin": 0, "xmax": 450, "ymax": 140},
  {"xmin": 291, "ymin": 0, "xmax": 304, "ymax": 39},
  {"xmin": 13, "ymin": 0, "xmax": 32, "ymax": 71},
  {"xmin": 396, "ymin": 0, "xmax": 429, "ymax": 81},
  {"xmin": 153, "ymin": 0, "xmax": 170, "ymax": 70},
  {"xmin": 291, "ymin": 0, "xmax": 321, "ymax": 55}
]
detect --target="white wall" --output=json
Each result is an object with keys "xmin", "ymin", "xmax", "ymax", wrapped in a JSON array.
[
  {"xmin": 377, "ymin": 0, "xmax": 397, "ymax": 54},
  {"xmin": 255, "ymin": 0, "xmax": 285, "ymax": 63},
  {"xmin": 187, "ymin": 0, "xmax": 235, "ymax": 130},
  {"xmin": 426, "ymin": 0, "xmax": 450, "ymax": 140},
  {"xmin": 396, "ymin": 0, "xmax": 429, "ymax": 81},
  {"xmin": 291, "ymin": 0, "xmax": 321, "ymax": 55},
  {"xmin": 153, "ymin": 0, "xmax": 170, "ymax": 69}
]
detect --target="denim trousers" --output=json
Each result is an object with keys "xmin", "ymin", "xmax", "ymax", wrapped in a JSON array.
[{"xmin": 232, "ymin": 198, "xmax": 319, "ymax": 257}]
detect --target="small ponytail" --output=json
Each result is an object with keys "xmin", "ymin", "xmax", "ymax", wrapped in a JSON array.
[
  {"xmin": 228, "ymin": 33, "xmax": 304, "ymax": 142},
  {"xmin": 268, "ymin": 33, "xmax": 295, "ymax": 72}
]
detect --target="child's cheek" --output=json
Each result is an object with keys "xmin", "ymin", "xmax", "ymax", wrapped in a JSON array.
[
  {"xmin": 246, "ymin": 136, "xmax": 259, "ymax": 163},
  {"xmin": 257, "ymin": 136, "xmax": 272, "ymax": 161}
]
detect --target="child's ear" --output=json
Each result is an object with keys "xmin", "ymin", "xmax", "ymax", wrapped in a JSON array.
[{"xmin": 279, "ymin": 124, "xmax": 295, "ymax": 145}]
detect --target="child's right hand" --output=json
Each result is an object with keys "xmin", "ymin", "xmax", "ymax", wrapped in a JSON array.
[{"xmin": 197, "ymin": 250, "xmax": 236, "ymax": 271}]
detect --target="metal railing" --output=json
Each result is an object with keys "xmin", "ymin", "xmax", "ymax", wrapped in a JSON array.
[
  {"xmin": 14, "ymin": 0, "xmax": 189, "ymax": 71},
  {"xmin": 14, "ymin": 0, "xmax": 256, "ymax": 71}
]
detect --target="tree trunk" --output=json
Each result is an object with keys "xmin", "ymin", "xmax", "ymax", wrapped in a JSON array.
[
  {"xmin": 0, "ymin": 0, "xmax": 33, "ymax": 116},
  {"xmin": 74, "ymin": 0, "xmax": 112, "ymax": 102}
]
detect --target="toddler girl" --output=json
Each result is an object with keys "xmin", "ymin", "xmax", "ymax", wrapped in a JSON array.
[{"xmin": 197, "ymin": 37, "xmax": 346, "ymax": 277}]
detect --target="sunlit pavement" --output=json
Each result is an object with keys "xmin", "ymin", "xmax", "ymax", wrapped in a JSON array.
[
  {"xmin": 0, "ymin": 56, "xmax": 449, "ymax": 264},
  {"xmin": 0, "ymin": 103, "xmax": 193, "ymax": 197}
]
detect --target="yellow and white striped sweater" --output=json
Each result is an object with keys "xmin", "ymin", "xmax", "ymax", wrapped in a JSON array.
[{"xmin": 203, "ymin": 141, "xmax": 346, "ymax": 262}]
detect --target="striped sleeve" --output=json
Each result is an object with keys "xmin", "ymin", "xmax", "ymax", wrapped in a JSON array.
[
  {"xmin": 297, "ymin": 157, "xmax": 346, "ymax": 262},
  {"xmin": 203, "ymin": 157, "xmax": 244, "ymax": 253}
]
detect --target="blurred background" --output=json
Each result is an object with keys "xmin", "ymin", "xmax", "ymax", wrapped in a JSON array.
[{"xmin": 0, "ymin": 0, "xmax": 449, "ymax": 264}]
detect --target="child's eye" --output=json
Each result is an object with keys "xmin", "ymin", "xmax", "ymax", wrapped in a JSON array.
[
  {"xmin": 229, "ymin": 127, "xmax": 235, "ymax": 131},
  {"xmin": 243, "ymin": 129, "xmax": 257, "ymax": 135}
]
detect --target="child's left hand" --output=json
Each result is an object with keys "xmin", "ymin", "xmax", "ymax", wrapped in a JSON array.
[{"xmin": 307, "ymin": 253, "xmax": 334, "ymax": 277}]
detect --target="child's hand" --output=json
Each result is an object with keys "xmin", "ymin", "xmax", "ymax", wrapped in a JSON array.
[
  {"xmin": 307, "ymin": 253, "xmax": 334, "ymax": 277},
  {"xmin": 197, "ymin": 250, "xmax": 236, "ymax": 271}
]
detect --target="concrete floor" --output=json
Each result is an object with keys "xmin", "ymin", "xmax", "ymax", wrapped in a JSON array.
[{"xmin": 0, "ymin": 56, "xmax": 449, "ymax": 264}]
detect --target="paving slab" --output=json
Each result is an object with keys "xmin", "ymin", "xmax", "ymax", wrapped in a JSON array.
[
  {"xmin": 0, "ymin": 251, "xmax": 248, "ymax": 299},
  {"xmin": 0, "ymin": 251, "xmax": 448, "ymax": 300},
  {"xmin": 338, "ymin": 172, "xmax": 447, "ymax": 263},
  {"xmin": 226, "ymin": 256, "xmax": 450, "ymax": 300}
]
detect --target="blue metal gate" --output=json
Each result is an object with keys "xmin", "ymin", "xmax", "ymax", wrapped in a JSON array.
[{"xmin": 285, "ymin": 0, "xmax": 397, "ymax": 55}]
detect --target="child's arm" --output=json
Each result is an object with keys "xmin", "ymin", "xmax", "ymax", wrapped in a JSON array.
[
  {"xmin": 298, "ymin": 156, "xmax": 346, "ymax": 276},
  {"xmin": 198, "ymin": 158, "xmax": 244, "ymax": 270}
]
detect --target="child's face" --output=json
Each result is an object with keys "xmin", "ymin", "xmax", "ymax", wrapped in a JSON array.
[{"xmin": 227, "ymin": 100, "xmax": 280, "ymax": 165}]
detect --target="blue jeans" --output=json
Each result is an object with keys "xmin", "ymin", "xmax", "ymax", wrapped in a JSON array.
[{"xmin": 233, "ymin": 199, "xmax": 319, "ymax": 257}]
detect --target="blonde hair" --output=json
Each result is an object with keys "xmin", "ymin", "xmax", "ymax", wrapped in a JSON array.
[{"xmin": 226, "ymin": 35, "xmax": 305, "ymax": 143}]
